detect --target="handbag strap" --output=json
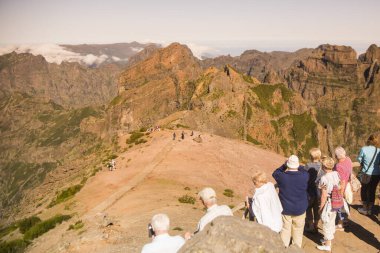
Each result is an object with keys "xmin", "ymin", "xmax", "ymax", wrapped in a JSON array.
[{"xmin": 363, "ymin": 147, "xmax": 378, "ymax": 174}]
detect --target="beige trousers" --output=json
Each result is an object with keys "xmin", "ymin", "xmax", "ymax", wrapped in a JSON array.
[
  {"xmin": 280, "ymin": 212, "xmax": 306, "ymax": 248},
  {"xmin": 322, "ymin": 211, "xmax": 337, "ymax": 241}
]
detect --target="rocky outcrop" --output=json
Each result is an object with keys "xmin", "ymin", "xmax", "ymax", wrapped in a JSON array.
[
  {"xmin": 202, "ymin": 48, "xmax": 314, "ymax": 82},
  {"xmin": 359, "ymin": 44, "xmax": 380, "ymax": 63},
  {"xmin": 0, "ymin": 52, "xmax": 121, "ymax": 108},
  {"xmin": 179, "ymin": 216, "xmax": 303, "ymax": 253}
]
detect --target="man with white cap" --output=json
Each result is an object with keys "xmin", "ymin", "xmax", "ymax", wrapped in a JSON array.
[
  {"xmin": 272, "ymin": 155, "xmax": 309, "ymax": 248},
  {"xmin": 185, "ymin": 187, "xmax": 233, "ymax": 239},
  {"xmin": 141, "ymin": 213, "xmax": 185, "ymax": 253}
]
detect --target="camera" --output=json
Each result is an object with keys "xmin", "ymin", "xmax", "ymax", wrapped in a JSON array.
[{"xmin": 148, "ymin": 223, "xmax": 155, "ymax": 238}]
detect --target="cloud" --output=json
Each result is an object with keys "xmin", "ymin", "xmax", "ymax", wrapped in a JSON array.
[
  {"xmin": 185, "ymin": 42, "xmax": 220, "ymax": 59},
  {"xmin": 131, "ymin": 47, "xmax": 143, "ymax": 52},
  {"xmin": 0, "ymin": 44, "xmax": 115, "ymax": 66}
]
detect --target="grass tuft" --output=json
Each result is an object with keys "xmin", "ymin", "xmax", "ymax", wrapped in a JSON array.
[{"xmin": 178, "ymin": 195, "xmax": 195, "ymax": 204}]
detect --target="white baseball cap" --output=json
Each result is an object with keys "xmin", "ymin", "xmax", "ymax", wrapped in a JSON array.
[
  {"xmin": 198, "ymin": 187, "xmax": 216, "ymax": 201},
  {"xmin": 286, "ymin": 155, "xmax": 300, "ymax": 169}
]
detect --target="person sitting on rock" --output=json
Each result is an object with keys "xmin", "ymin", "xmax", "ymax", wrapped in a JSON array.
[
  {"xmin": 185, "ymin": 187, "xmax": 233, "ymax": 239},
  {"xmin": 272, "ymin": 155, "xmax": 309, "ymax": 248},
  {"xmin": 141, "ymin": 213, "xmax": 185, "ymax": 253},
  {"xmin": 250, "ymin": 171, "xmax": 283, "ymax": 233}
]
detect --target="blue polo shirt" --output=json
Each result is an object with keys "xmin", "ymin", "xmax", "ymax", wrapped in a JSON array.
[{"xmin": 272, "ymin": 164, "xmax": 309, "ymax": 216}]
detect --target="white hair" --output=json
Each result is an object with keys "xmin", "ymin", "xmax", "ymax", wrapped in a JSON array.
[
  {"xmin": 151, "ymin": 213, "xmax": 170, "ymax": 232},
  {"xmin": 335, "ymin": 146, "xmax": 346, "ymax": 160},
  {"xmin": 198, "ymin": 187, "xmax": 217, "ymax": 205}
]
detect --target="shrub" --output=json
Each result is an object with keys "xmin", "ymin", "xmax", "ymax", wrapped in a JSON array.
[
  {"xmin": 0, "ymin": 223, "xmax": 18, "ymax": 239},
  {"xmin": 18, "ymin": 216, "xmax": 41, "ymax": 234},
  {"xmin": 223, "ymin": 189, "xmax": 234, "ymax": 198},
  {"xmin": 0, "ymin": 239, "xmax": 29, "ymax": 253},
  {"xmin": 178, "ymin": 195, "xmax": 195, "ymax": 204},
  {"xmin": 172, "ymin": 227, "xmax": 183, "ymax": 231},
  {"xmin": 184, "ymin": 187, "xmax": 191, "ymax": 191},
  {"xmin": 68, "ymin": 220, "xmax": 84, "ymax": 231},
  {"xmin": 48, "ymin": 185, "xmax": 83, "ymax": 207},
  {"xmin": 247, "ymin": 135, "xmax": 262, "ymax": 145},
  {"xmin": 23, "ymin": 214, "xmax": 71, "ymax": 241},
  {"xmin": 126, "ymin": 132, "xmax": 144, "ymax": 144}
]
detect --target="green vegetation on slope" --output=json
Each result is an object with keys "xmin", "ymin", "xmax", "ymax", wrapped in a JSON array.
[
  {"xmin": 48, "ymin": 184, "xmax": 83, "ymax": 208},
  {"xmin": 23, "ymin": 214, "xmax": 71, "ymax": 241},
  {"xmin": 39, "ymin": 107, "xmax": 101, "ymax": 146},
  {"xmin": 251, "ymin": 84, "xmax": 294, "ymax": 116},
  {"xmin": 18, "ymin": 216, "xmax": 42, "ymax": 234}
]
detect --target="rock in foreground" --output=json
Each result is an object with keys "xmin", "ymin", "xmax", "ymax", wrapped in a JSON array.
[{"xmin": 179, "ymin": 216, "xmax": 303, "ymax": 253}]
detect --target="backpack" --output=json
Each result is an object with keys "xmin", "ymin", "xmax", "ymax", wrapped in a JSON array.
[{"xmin": 331, "ymin": 185, "xmax": 344, "ymax": 211}]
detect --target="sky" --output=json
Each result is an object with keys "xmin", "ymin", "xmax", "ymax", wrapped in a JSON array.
[{"xmin": 0, "ymin": 0, "xmax": 379, "ymax": 56}]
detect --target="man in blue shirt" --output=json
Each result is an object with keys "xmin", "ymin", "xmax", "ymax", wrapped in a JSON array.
[{"xmin": 273, "ymin": 155, "xmax": 309, "ymax": 248}]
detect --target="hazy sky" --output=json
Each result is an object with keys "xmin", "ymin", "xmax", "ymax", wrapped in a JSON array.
[{"xmin": 0, "ymin": 0, "xmax": 379, "ymax": 54}]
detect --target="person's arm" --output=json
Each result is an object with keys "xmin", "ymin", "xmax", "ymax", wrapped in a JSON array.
[
  {"xmin": 319, "ymin": 186, "xmax": 328, "ymax": 213},
  {"xmin": 272, "ymin": 164, "xmax": 286, "ymax": 181},
  {"xmin": 357, "ymin": 148, "xmax": 364, "ymax": 164}
]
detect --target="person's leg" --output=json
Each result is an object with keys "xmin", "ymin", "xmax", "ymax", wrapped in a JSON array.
[
  {"xmin": 367, "ymin": 175, "xmax": 380, "ymax": 213},
  {"xmin": 318, "ymin": 211, "xmax": 336, "ymax": 251},
  {"xmin": 280, "ymin": 215, "xmax": 292, "ymax": 247},
  {"xmin": 313, "ymin": 198, "xmax": 321, "ymax": 230},
  {"xmin": 306, "ymin": 206, "xmax": 313, "ymax": 230},
  {"xmin": 359, "ymin": 182, "xmax": 369, "ymax": 214},
  {"xmin": 291, "ymin": 212, "xmax": 306, "ymax": 248}
]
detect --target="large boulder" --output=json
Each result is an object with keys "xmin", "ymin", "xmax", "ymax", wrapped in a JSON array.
[{"xmin": 179, "ymin": 216, "xmax": 303, "ymax": 253}]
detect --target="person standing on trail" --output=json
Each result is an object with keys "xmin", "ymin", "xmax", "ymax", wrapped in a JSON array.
[
  {"xmin": 272, "ymin": 155, "xmax": 308, "ymax": 248},
  {"xmin": 190, "ymin": 131, "xmax": 194, "ymax": 136},
  {"xmin": 181, "ymin": 131, "xmax": 185, "ymax": 140},
  {"xmin": 173, "ymin": 132, "xmax": 176, "ymax": 140},
  {"xmin": 141, "ymin": 213, "xmax": 185, "ymax": 253},
  {"xmin": 111, "ymin": 159, "xmax": 116, "ymax": 170}
]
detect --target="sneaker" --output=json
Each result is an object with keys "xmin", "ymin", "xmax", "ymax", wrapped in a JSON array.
[{"xmin": 317, "ymin": 245, "xmax": 331, "ymax": 251}]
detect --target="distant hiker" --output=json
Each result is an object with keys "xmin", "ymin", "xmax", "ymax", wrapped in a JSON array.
[
  {"xmin": 357, "ymin": 134, "xmax": 380, "ymax": 216},
  {"xmin": 316, "ymin": 157, "xmax": 343, "ymax": 252},
  {"xmin": 193, "ymin": 134, "xmax": 202, "ymax": 143},
  {"xmin": 141, "ymin": 213, "xmax": 185, "ymax": 253},
  {"xmin": 224, "ymin": 65, "xmax": 230, "ymax": 77},
  {"xmin": 333, "ymin": 147, "xmax": 352, "ymax": 231},
  {"xmin": 181, "ymin": 131, "xmax": 185, "ymax": 140},
  {"xmin": 190, "ymin": 131, "xmax": 194, "ymax": 136},
  {"xmin": 250, "ymin": 171, "xmax": 283, "ymax": 232},
  {"xmin": 111, "ymin": 159, "xmax": 116, "ymax": 170},
  {"xmin": 107, "ymin": 161, "xmax": 113, "ymax": 171},
  {"xmin": 304, "ymin": 148, "xmax": 324, "ymax": 233},
  {"xmin": 173, "ymin": 132, "xmax": 176, "ymax": 140},
  {"xmin": 272, "ymin": 155, "xmax": 309, "ymax": 248},
  {"xmin": 184, "ymin": 187, "xmax": 232, "ymax": 240}
]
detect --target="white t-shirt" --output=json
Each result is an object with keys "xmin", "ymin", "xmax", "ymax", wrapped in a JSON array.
[
  {"xmin": 141, "ymin": 234, "xmax": 185, "ymax": 253},
  {"xmin": 319, "ymin": 171, "xmax": 340, "ymax": 194},
  {"xmin": 197, "ymin": 204, "xmax": 233, "ymax": 232}
]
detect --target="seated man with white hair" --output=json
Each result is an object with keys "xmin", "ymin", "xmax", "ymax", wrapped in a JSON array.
[
  {"xmin": 141, "ymin": 213, "xmax": 185, "ymax": 253},
  {"xmin": 185, "ymin": 187, "xmax": 233, "ymax": 239}
]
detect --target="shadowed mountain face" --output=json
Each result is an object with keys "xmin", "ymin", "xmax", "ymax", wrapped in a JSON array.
[{"xmin": 0, "ymin": 42, "xmax": 379, "ymax": 227}]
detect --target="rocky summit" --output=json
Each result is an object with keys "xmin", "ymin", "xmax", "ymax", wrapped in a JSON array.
[
  {"xmin": 0, "ymin": 42, "xmax": 379, "ymax": 253},
  {"xmin": 179, "ymin": 216, "xmax": 303, "ymax": 253}
]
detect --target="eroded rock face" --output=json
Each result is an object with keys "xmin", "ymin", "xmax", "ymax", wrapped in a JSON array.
[{"xmin": 179, "ymin": 216, "xmax": 303, "ymax": 253}]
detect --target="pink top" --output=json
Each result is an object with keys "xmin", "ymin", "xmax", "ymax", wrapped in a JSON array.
[{"xmin": 334, "ymin": 157, "xmax": 352, "ymax": 186}]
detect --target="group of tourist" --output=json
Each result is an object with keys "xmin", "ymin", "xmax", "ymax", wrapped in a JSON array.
[{"xmin": 141, "ymin": 134, "xmax": 380, "ymax": 253}]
